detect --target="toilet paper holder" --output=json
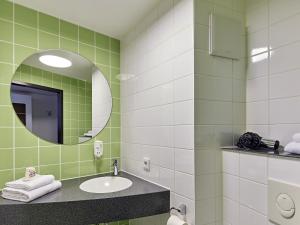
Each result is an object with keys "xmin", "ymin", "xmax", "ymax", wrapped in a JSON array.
[{"xmin": 170, "ymin": 204, "xmax": 186, "ymax": 215}]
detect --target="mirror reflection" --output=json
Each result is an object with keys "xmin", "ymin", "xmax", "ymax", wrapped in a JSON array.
[{"xmin": 11, "ymin": 50, "xmax": 112, "ymax": 145}]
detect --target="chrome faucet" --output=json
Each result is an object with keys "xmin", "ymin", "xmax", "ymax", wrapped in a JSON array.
[{"xmin": 113, "ymin": 160, "xmax": 118, "ymax": 176}]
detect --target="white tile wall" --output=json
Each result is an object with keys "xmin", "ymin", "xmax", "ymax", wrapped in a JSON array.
[
  {"xmin": 120, "ymin": 0, "xmax": 195, "ymax": 224},
  {"xmin": 223, "ymin": 151, "xmax": 300, "ymax": 225},
  {"xmin": 246, "ymin": 0, "xmax": 300, "ymax": 145},
  {"xmin": 195, "ymin": 0, "xmax": 246, "ymax": 224}
]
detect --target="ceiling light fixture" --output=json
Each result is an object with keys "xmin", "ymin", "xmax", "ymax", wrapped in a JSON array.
[{"xmin": 39, "ymin": 55, "xmax": 72, "ymax": 68}]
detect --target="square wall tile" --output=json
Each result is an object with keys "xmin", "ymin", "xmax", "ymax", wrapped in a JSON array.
[
  {"xmin": 39, "ymin": 31, "xmax": 59, "ymax": 50},
  {"xmin": 38, "ymin": 12, "xmax": 59, "ymax": 35},
  {"xmin": 14, "ymin": 4, "xmax": 37, "ymax": 28},
  {"xmin": 96, "ymin": 33, "xmax": 109, "ymax": 50},
  {"xmin": 0, "ymin": 148, "xmax": 13, "ymax": 170},
  {"xmin": 0, "ymin": 170, "xmax": 13, "ymax": 189},
  {"xmin": 61, "ymin": 145, "xmax": 79, "ymax": 163},
  {"xmin": 15, "ymin": 147, "xmax": 38, "ymax": 168},
  {"xmin": 0, "ymin": 19, "xmax": 13, "ymax": 42},
  {"xmin": 0, "ymin": 1, "xmax": 13, "ymax": 21},
  {"xmin": 40, "ymin": 146, "xmax": 60, "ymax": 165},
  {"xmin": 60, "ymin": 20, "xmax": 78, "ymax": 40},
  {"xmin": 79, "ymin": 26, "xmax": 95, "ymax": 45},
  {"xmin": 0, "ymin": 106, "xmax": 13, "ymax": 127},
  {"xmin": 0, "ymin": 42, "xmax": 13, "ymax": 63},
  {"xmin": 61, "ymin": 162, "xmax": 79, "ymax": 179},
  {"xmin": 0, "ymin": 128, "xmax": 13, "ymax": 148},
  {"xmin": 39, "ymin": 165, "xmax": 60, "ymax": 179},
  {"xmin": 15, "ymin": 24, "xmax": 37, "ymax": 48},
  {"xmin": 15, "ymin": 128, "xmax": 38, "ymax": 148}
]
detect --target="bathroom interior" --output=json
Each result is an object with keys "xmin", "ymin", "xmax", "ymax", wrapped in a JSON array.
[{"xmin": 0, "ymin": 0, "xmax": 299, "ymax": 224}]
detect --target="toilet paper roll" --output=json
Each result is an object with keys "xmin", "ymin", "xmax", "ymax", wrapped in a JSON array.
[
  {"xmin": 167, "ymin": 215, "xmax": 188, "ymax": 225},
  {"xmin": 293, "ymin": 133, "xmax": 300, "ymax": 143}
]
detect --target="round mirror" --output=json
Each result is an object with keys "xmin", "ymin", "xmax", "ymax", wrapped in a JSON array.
[{"xmin": 10, "ymin": 50, "xmax": 112, "ymax": 145}]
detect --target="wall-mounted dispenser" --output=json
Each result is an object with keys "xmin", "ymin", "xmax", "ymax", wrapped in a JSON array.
[
  {"xmin": 94, "ymin": 140, "xmax": 103, "ymax": 159},
  {"xmin": 209, "ymin": 13, "xmax": 242, "ymax": 60}
]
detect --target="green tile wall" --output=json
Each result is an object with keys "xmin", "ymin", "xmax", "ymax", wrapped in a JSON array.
[
  {"xmin": 0, "ymin": 1, "xmax": 121, "ymax": 188},
  {"xmin": 13, "ymin": 64, "xmax": 93, "ymax": 145}
]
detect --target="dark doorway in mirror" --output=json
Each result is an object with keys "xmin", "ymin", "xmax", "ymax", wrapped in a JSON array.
[{"xmin": 11, "ymin": 82, "xmax": 63, "ymax": 144}]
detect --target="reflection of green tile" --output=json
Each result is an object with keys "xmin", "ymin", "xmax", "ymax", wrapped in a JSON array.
[
  {"xmin": 0, "ymin": 170, "xmax": 13, "ymax": 189},
  {"xmin": 0, "ymin": 84, "xmax": 11, "ymax": 105},
  {"xmin": 61, "ymin": 145, "xmax": 79, "ymax": 163},
  {"xmin": 15, "ymin": 128, "xmax": 38, "ymax": 148},
  {"xmin": 39, "ymin": 12, "xmax": 59, "ymax": 35},
  {"xmin": 111, "ymin": 128, "xmax": 120, "ymax": 142},
  {"xmin": 0, "ymin": 1, "xmax": 13, "ymax": 20},
  {"xmin": 39, "ymin": 165, "xmax": 60, "ymax": 179},
  {"xmin": 40, "ymin": 146, "xmax": 60, "ymax": 165},
  {"xmin": 79, "ymin": 43, "xmax": 94, "ymax": 62},
  {"xmin": 60, "ymin": 38, "xmax": 78, "ymax": 53},
  {"xmin": 110, "ymin": 52, "xmax": 120, "ymax": 68},
  {"xmin": 79, "ymin": 27, "xmax": 94, "ymax": 45},
  {"xmin": 96, "ymin": 128, "xmax": 110, "ymax": 143},
  {"xmin": 60, "ymin": 20, "xmax": 78, "ymax": 40},
  {"xmin": 0, "ymin": 106, "xmax": 13, "ymax": 127},
  {"xmin": 15, "ymin": 4, "xmax": 37, "ymax": 27},
  {"xmin": 61, "ymin": 162, "xmax": 79, "ymax": 179},
  {"xmin": 0, "ymin": 63, "xmax": 13, "ymax": 84},
  {"xmin": 0, "ymin": 149, "xmax": 13, "ymax": 170},
  {"xmin": 15, "ymin": 24, "xmax": 37, "ymax": 48},
  {"xmin": 110, "ymin": 38, "xmax": 120, "ymax": 53},
  {"xmin": 0, "ymin": 42, "xmax": 13, "ymax": 63},
  {"xmin": 95, "ymin": 33, "xmax": 109, "ymax": 50},
  {"xmin": 0, "ymin": 20, "xmax": 13, "ymax": 42},
  {"xmin": 96, "ymin": 49, "xmax": 109, "ymax": 65},
  {"xmin": 39, "ymin": 31, "xmax": 59, "ymax": 50},
  {"xmin": 111, "ymin": 143, "xmax": 120, "ymax": 158},
  {"xmin": 15, "ymin": 147, "xmax": 38, "ymax": 168},
  {"xmin": 15, "ymin": 45, "xmax": 35, "ymax": 65},
  {"xmin": 80, "ymin": 161, "xmax": 96, "ymax": 176}
]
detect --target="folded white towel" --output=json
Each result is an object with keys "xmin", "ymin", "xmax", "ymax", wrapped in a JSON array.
[
  {"xmin": 2, "ymin": 180, "xmax": 62, "ymax": 202},
  {"xmin": 284, "ymin": 142, "xmax": 300, "ymax": 154},
  {"xmin": 5, "ymin": 175, "xmax": 55, "ymax": 191},
  {"xmin": 293, "ymin": 133, "xmax": 300, "ymax": 143}
]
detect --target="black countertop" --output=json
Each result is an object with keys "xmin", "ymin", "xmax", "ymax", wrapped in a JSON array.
[
  {"xmin": 221, "ymin": 146, "xmax": 300, "ymax": 160},
  {"xmin": 0, "ymin": 172, "xmax": 170, "ymax": 225}
]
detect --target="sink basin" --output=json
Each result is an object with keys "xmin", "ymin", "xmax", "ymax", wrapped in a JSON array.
[{"xmin": 79, "ymin": 176, "xmax": 133, "ymax": 193}]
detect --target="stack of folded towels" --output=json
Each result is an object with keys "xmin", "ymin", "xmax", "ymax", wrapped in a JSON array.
[
  {"xmin": 284, "ymin": 133, "xmax": 300, "ymax": 154},
  {"xmin": 1, "ymin": 171, "xmax": 62, "ymax": 202}
]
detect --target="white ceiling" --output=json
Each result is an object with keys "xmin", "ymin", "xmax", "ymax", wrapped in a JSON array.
[{"xmin": 13, "ymin": 0, "xmax": 161, "ymax": 39}]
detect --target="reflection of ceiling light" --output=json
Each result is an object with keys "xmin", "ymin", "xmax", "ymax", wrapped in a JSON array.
[
  {"xmin": 251, "ymin": 47, "xmax": 268, "ymax": 56},
  {"xmin": 39, "ymin": 55, "xmax": 72, "ymax": 68},
  {"xmin": 116, "ymin": 73, "xmax": 136, "ymax": 81},
  {"xmin": 252, "ymin": 52, "xmax": 268, "ymax": 63}
]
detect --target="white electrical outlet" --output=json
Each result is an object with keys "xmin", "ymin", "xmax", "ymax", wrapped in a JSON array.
[
  {"xmin": 94, "ymin": 141, "xmax": 103, "ymax": 159},
  {"xmin": 144, "ymin": 157, "xmax": 150, "ymax": 171}
]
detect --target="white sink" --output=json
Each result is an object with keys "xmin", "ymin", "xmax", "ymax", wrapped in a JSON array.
[{"xmin": 79, "ymin": 176, "xmax": 132, "ymax": 193}]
